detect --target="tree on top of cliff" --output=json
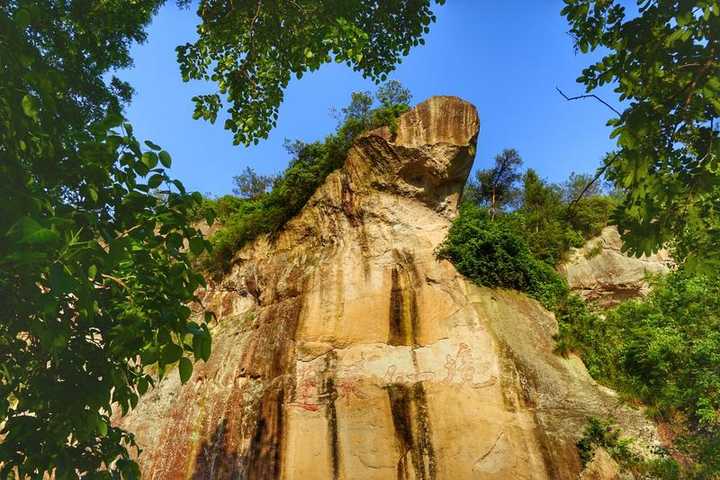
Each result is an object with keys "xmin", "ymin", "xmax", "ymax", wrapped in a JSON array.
[
  {"xmin": 469, "ymin": 148, "xmax": 524, "ymax": 216},
  {"xmin": 562, "ymin": 0, "xmax": 720, "ymax": 270},
  {"xmin": 232, "ymin": 167, "xmax": 277, "ymax": 199},
  {"xmin": 563, "ymin": 172, "xmax": 605, "ymax": 203},
  {"xmin": 178, "ymin": 0, "xmax": 443, "ymax": 146}
]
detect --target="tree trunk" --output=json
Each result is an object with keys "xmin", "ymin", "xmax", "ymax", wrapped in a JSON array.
[{"xmin": 491, "ymin": 187, "xmax": 496, "ymax": 220}]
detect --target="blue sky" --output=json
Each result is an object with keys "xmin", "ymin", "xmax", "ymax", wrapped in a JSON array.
[{"xmin": 116, "ymin": 0, "xmax": 620, "ymax": 196}]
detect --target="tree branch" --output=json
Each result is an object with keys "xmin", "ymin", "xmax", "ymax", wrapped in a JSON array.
[
  {"xmin": 568, "ymin": 152, "xmax": 620, "ymax": 211},
  {"xmin": 555, "ymin": 87, "xmax": 622, "ymax": 117}
]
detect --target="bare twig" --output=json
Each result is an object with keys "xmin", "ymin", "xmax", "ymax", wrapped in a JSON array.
[
  {"xmin": 114, "ymin": 224, "xmax": 143, "ymax": 240},
  {"xmin": 568, "ymin": 152, "xmax": 621, "ymax": 211},
  {"xmin": 699, "ymin": 117, "xmax": 717, "ymax": 165},
  {"xmin": 101, "ymin": 273, "xmax": 129, "ymax": 290},
  {"xmin": 234, "ymin": 0, "xmax": 263, "ymax": 89},
  {"xmin": 556, "ymin": 87, "xmax": 622, "ymax": 117},
  {"xmin": 246, "ymin": 0, "xmax": 263, "ymax": 55}
]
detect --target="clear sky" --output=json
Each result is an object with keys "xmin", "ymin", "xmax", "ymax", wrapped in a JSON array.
[{"xmin": 116, "ymin": 0, "xmax": 620, "ymax": 196}]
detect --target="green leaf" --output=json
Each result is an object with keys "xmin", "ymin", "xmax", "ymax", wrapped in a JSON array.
[
  {"xmin": 13, "ymin": 217, "xmax": 60, "ymax": 246},
  {"xmin": 205, "ymin": 209, "xmax": 216, "ymax": 226},
  {"xmin": 172, "ymin": 179, "xmax": 187, "ymax": 194},
  {"xmin": 161, "ymin": 343, "xmax": 183, "ymax": 364},
  {"xmin": 200, "ymin": 334, "xmax": 212, "ymax": 361},
  {"xmin": 21, "ymin": 95, "xmax": 39, "ymax": 121},
  {"xmin": 104, "ymin": 111, "xmax": 124, "ymax": 128},
  {"xmin": 144, "ymin": 140, "xmax": 161, "ymax": 151},
  {"xmin": 14, "ymin": 8, "xmax": 31, "ymax": 28},
  {"xmin": 88, "ymin": 186, "xmax": 98, "ymax": 203},
  {"xmin": 159, "ymin": 150, "xmax": 172, "ymax": 168},
  {"xmin": 178, "ymin": 357, "xmax": 193, "ymax": 384},
  {"xmin": 148, "ymin": 174, "xmax": 164, "ymax": 188},
  {"xmin": 189, "ymin": 237, "xmax": 205, "ymax": 255},
  {"xmin": 193, "ymin": 327, "xmax": 212, "ymax": 362},
  {"xmin": 137, "ymin": 376, "xmax": 149, "ymax": 395},
  {"xmin": 140, "ymin": 347, "xmax": 158, "ymax": 365},
  {"xmin": 96, "ymin": 417, "xmax": 108, "ymax": 437},
  {"xmin": 141, "ymin": 152, "xmax": 158, "ymax": 169},
  {"xmin": 88, "ymin": 264, "xmax": 97, "ymax": 280}
]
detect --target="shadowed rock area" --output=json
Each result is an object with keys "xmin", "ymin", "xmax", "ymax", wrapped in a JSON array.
[{"xmin": 117, "ymin": 97, "xmax": 658, "ymax": 479}]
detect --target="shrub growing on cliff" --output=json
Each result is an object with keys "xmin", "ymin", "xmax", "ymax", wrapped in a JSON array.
[
  {"xmin": 518, "ymin": 169, "xmax": 579, "ymax": 265},
  {"xmin": 577, "ymin": 418, "xmax": 680, "ymax": 478},
  {"xmin": 465, "ymin": 165, "xmax": 618, "ymax": 266},
  {"xmin": 202, "ymin": 84, "xmax": 412, "ymax": 272},
  {"xmin": 437, "ymin": 203, "xmax": 567, "ymax": 309}
]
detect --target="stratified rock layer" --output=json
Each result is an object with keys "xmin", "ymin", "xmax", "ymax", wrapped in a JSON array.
[
  {"xmin": 118, "ymin": 97, "xmax": 657, "ymax": 479},
  {"xmin": 560, "ymin": 226, "xmax": 673, "ymax": 307}
]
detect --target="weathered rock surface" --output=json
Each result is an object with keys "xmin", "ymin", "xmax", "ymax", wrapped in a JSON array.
[
  {"xmin": 560, "ymin": 226, "xmax": 673, "ymax": 307},
  {"xmin": 579, "ymin": 449, "xmax": 621, "ymax": 480},
  {"xmin": 117, "ymin": 97, "xmax": 658, "ymax": 479}
]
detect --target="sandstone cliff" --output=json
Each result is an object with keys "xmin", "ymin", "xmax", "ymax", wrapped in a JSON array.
[
  {"xmin": 118, "ymin": 97, "xmax": 658, "ymax": 479},
  {"xmin": 560, "ymin": 226, "xmax": 673, "ymax": 307}
]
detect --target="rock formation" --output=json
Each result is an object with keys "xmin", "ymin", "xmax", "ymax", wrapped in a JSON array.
[
  {"xmin": 560, "ymin": 226, "xmax": 673, "ymax": 307},
  {"xmin": 117, "ymin": 97, "xmax": 658, "ymax": 479}
]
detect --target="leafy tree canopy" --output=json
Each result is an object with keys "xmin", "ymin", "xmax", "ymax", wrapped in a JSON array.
[
  {"xmin": 468, "ymin": 148, "xmax": 523, "ymax": 214},
  {"xmin": 232, "ymin": 166, "xmax": 276, "ymax": 199},
  {"xmin": 177, "ymin": 0, "xmax": 444, "ymax": 145},
  {"xmin": 375, "ymin": 79, "xmax": 414, "ymax": 107},
  {"xmin": 464, "ymin": 162, "xmax": 618, "ymax": 266},
  {"xmin": 1, "ymin": 1, "xmax": 210, "ymax": 478},
  {"xmin": 562, "ymin": 0, "xmax": 720, "ymax": 268}
]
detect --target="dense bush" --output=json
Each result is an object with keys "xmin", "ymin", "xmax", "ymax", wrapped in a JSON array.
[
  {"xmin": 442, "ymin": 168, "xmax": 617, "ymax": 310},
  {"xmin": 199, "ymin": 83, "xmax": 411, "ymax": 272},
  {"xmin": 465, "ymin": 162, "xmax": 618, "ymax": 266},
  {"xmin": 561, "ymin": 272, "xmax": 720, "ymax": 426},
  {"xmin": 570, "ymin": 196, "xmax": 618, "ymax": 236},
  {"xmin": 577, "ymin": 418, "xmax": 680, "ymax": 478},
  {"xmin": 437, "ymin": 203, "xmax": 567, "ymax": 309}
]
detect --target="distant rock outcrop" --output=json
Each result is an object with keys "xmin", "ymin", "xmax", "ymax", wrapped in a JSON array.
[
  {"xmin": 117, "ymin": 97, "xmax": 659, "ymax": 479},
  {"xmin": 560, "ymin": 226, "xmax": 673, "ymax": 307}
]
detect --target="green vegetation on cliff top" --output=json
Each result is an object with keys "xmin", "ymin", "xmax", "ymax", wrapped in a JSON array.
[{"xmin": 192, "ymin": 83, "xmax": 412, "ymax": 273}]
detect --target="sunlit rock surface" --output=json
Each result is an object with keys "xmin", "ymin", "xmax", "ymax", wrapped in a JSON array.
[
  {"xmin": 560, "ymin": 226, "xmax": 673, "ymax": 307},
  {"xmin": 117, "ymin": 97, "xmax": 658, "ymax": 479}
]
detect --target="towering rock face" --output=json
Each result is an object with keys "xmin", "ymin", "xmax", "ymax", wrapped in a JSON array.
[
  {"xmin": 560, "ymin": 226, "xmax": 673, "ymax": 307},
  {"xmin": 118, "ymin": 97, "xmax": 658, "ymax": 479}
]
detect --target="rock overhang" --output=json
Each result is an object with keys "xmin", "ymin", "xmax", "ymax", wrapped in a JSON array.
[{"xmin": 347, "ymin": 96, "xmax": 480, "ymax": 213}]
